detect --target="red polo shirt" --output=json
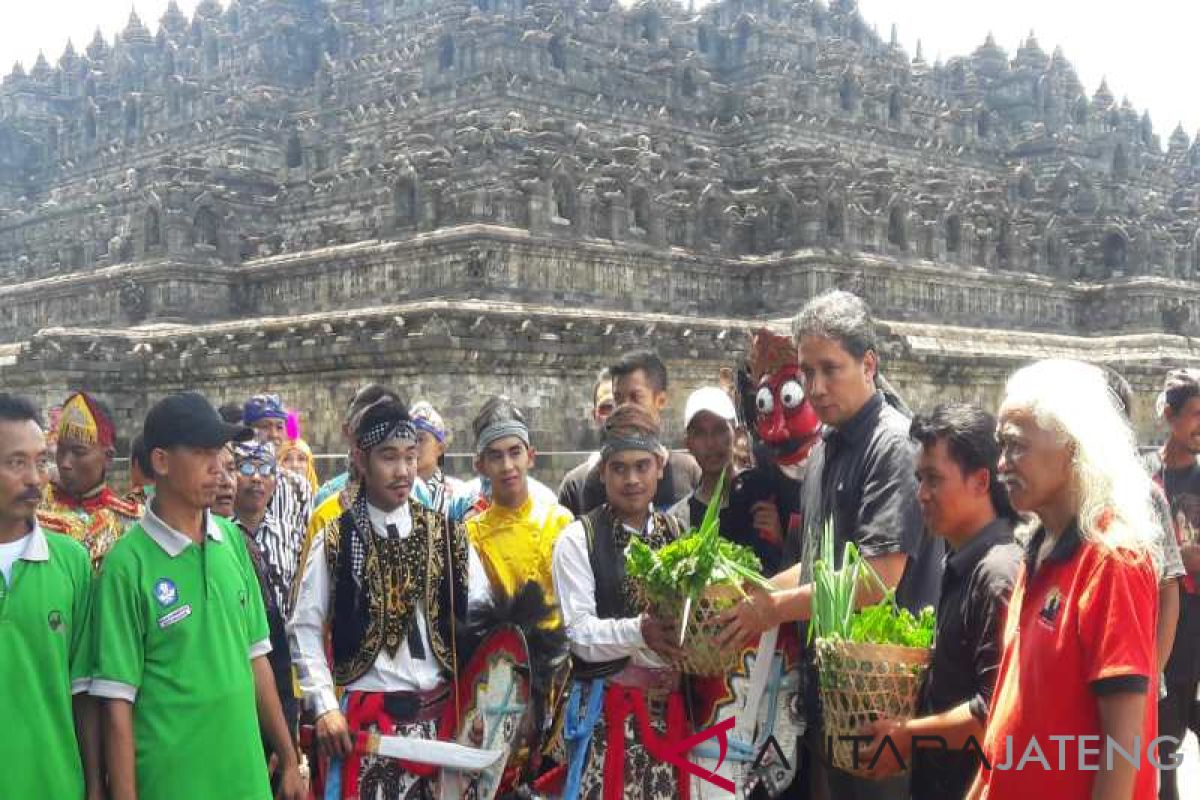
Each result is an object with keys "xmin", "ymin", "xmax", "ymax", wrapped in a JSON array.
[{"xmin": 977, "ymin": 522, "xmax": 1158, "ymax": 800}]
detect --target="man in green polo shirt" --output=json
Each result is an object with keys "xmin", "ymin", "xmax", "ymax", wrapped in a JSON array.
[
  {"xmin": 91, "ymin": 391, "xmax": 303, "ymax": 800},
  {"xmin": 0, "ymin": 393, "xmax": 100, "ymax": 800}
]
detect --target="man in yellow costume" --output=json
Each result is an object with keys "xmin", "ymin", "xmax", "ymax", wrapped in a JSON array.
[
  {"xmin": 461, "ymin": 396, "xmax": 575, "ymax": 795},
  {"xmin": 38, "ymin": 391, "xmax": 142, "ymax": 567},
  {"xmin": 466, "ymin": 396, "xmax": 574, "ymax": 611}
]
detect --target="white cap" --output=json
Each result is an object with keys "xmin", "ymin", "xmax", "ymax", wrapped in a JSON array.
[{"xmin": 684, "ymin": 386, "xmax": 737, "ymax": 431}]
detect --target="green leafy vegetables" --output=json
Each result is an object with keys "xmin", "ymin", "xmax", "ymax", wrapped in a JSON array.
[
  {"xmin": 624, "ymin": 469, "xmax": 773, "ymax": 644},
  {"xmin": 810, "ymin": 520, "xmax": 935, "ymax": 649}
]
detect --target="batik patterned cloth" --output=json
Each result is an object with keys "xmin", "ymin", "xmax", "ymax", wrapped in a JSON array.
[
  {"xmin": 574, "ymin": 681, "xmax": 686, "ymax": 800},
  {"xmin": 326, "ymin": 688, "xmax": 446, "ymax": 800}
]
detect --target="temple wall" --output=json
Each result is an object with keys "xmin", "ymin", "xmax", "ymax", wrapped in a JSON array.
[{"xmin": 1, "ymin": 304, "xmax": 1191, "ymax": 477}]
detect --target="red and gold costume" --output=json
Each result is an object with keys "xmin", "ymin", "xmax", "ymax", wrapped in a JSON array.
[
  {"xmin": 39, "ymin": 484, "xmax": 142, "ymax": 570},
  {"xmin": 37, "ymin": 392, "xmax": 142, "ymax": 568}
]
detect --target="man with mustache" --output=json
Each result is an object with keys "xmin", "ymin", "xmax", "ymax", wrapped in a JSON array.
[
  {"xmin": 0, "ymin": 393, "xmax": 102, "ymax": 800},
  {"xmin": 968, "ymin": 360, "xmax": 1160, "ymax": 800},
  {"xmin": 308, "ymin": 385, "xmax": 436, "ymax": 538},
  {"xmin": 91, "ymin": 392, "xmax": 303, "ymax": 800},
  {"xmin": 243, "ymin": 393, "xmax": 311, "ymax": 581},
  {"xmin": 232, "ymin": 441, "xmax": 301, "ymax": 741},
  {"xmin": 38, "ymin": 391, "xmax": 142, "ymax": 569},
  {"xmin": 289, "ymin": 399, "xmax": 490, "ymax": 799}
]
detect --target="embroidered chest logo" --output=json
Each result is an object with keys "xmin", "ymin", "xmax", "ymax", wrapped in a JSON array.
[
  {"xmin": 48, "ymin": 610, "xmax": 64, "ymax": 632},
  {"xmin": 1038, "ymin": 587, "xmax": 1063, "ymax": 627},
  {"xmin": 154, "ymin": 578, "xmax": 178, "ymax": 608}
]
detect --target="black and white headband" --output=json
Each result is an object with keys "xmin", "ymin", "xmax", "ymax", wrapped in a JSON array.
[{"xmin": 357, "ymin": 419, "xmax": 418, "ymax": 451}]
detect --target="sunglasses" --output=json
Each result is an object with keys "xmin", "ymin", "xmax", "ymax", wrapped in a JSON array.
[{"xmin": 237, "ymin": 461, "xmax": 276, "ymax": 478}]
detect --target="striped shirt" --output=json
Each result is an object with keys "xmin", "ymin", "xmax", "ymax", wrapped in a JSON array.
[
  {"xmin": 233, "ymin": 508, "xmax": 299, "ymax": 618},
  {"xmin": 261, "ymin": 471, "xmax": 310, "ymax": 614}
]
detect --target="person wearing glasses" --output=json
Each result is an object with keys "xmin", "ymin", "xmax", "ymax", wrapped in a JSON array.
[
  {"xmin": 243, "ymin": 394, "xmax": 312, "ymax": 577},
  {"xmin": 230, "ymin": 441, "xmax": 304, "ymax": 768}
]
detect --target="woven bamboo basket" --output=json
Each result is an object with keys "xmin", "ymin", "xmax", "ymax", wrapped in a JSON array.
[
  {"xmin": 814, "ymin": 638, "xmax": 932, "ymax": 776},
  {"xmin": 642, "ymin": 582, "xmax": 744, "ymax": 677}
]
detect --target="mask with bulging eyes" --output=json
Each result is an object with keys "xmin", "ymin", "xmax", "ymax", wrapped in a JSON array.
[{"xmin": 754, "ymin": 363, "xmax": 822, "ymax": 467}]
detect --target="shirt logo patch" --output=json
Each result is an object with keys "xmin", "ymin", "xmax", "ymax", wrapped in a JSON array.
[
  {"xmin": 1039, "ymin": 587, "xmax": 1063, "ymax": 627},
  {"xmin": 153, "ymin": 578, "xmax": 178, "ymax": 608},
  {"xmin": 48, "ymin": 610, "xmax": 64, "ymax": 632},
  {"xmin": 157, "ymin": 604, "xmax": 192, "ymax": 629}
]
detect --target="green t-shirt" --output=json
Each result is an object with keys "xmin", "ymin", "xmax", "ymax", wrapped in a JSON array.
[
  {"xmin": 91, "ymin": 510, "xmax": 272, "ymax": 800},
  {"xmin": 0, "ymin": 527, "xmax": 93, "ymax": 800}
]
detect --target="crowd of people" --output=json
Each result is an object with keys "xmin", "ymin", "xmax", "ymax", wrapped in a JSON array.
[{"xmin": 2, "ymin": 289, "xmax": 1198, "ymax": 800}]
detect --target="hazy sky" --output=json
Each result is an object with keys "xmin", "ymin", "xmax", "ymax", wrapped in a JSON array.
[{"xmin": 3, "ymin": 1, "xmax": 1195, "ymax": 145}]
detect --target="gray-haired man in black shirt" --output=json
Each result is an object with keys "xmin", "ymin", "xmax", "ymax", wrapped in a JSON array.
[
  {"xmin": 862, "ymin": 403, "xmax": 1022, "ymax": 799},
  {"xmin": 719, "ymin": 290, "xmax": 944, "ymax": 800}
]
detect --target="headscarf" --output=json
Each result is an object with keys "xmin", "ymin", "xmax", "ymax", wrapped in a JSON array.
[
  {"xmin": 234, "ymin": 440, "xmax": 277, "ymax": 466},
  {"xmin": 356, "ymin": 416, "xmax": 417, "ymax": 452},
  {"xmin": 57, "ymin": 392, "xmax": 115, "ymax": 449},
  {"xmin": 475, "ymin": 419, "xmax": 530, "ymax": 455},
  {"xmin": 410, "ymin": 401, "xmax": 448, "ymax": 444},
  {"xmin": 599, "ymin": 430, "xmax": 666, "ymax": 461},
  {"xmin": 243, "ymin": 394, "xmax": 287, "ymax": 426},
  {"xmin": 278, "ymin": 438, "xmax": 318, "ymax": 493}
]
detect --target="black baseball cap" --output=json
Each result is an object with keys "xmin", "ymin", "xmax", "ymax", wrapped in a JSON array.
[{"xmin": 143, "ymin": 391, "xmax": 254, "ymax": 452}]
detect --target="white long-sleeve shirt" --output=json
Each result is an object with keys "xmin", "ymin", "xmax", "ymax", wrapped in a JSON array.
[
  {"xmin": 551, "ymin": 515, "xmax": 667, "ymax": 669},
  {"xmin": 288, "ymin": 502, "xmax": 491, "ymax": 717}
]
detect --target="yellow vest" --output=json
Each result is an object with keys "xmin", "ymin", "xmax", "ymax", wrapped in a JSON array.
[{"xmin": 466, "ymin": 493, "xmax": 574, "ymax": 616}]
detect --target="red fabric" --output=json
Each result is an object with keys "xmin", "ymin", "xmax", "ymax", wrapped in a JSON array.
[
  {"xmin": 532, "ymin": 764, "xmax": 567, "ymax": 795},
  {"xmin": 340, "ymin": 691, "xmax": 438, "ymax": 797},
  {"xmin": 601, "ymin": 685, "xmax": 690, "ymax": 800},
  {"xmin": 50, "ymin": 483, "xmax": 139, "ymax": 517},
  {"xmin": 979, "ymin": 538, "xmax": 1159, "ymax": 800}
]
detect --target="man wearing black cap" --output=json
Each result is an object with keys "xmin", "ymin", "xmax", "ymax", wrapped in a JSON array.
[{"xmin": 90, "ymin": 392, "xmax": 303, "ymax": 800}]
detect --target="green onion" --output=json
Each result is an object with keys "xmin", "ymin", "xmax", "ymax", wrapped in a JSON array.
[{"xmin": 808, "ymin": 519, "xmax": 935, "ymax": 648}]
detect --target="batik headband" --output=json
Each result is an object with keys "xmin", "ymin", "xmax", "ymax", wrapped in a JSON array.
[
  {"xmin": 357, "ymin": 418, "xmax": 418, "ymax": 451},
  {"xmin": 243, "ymin": 394, "xmax": 287, "ymax": 425},
  {"xmin": 413, "ymin": 418, "xmax": 445, "ymax": 442},
  {"xmin": 411, "ymin": 401, "xmax": 448, "ymax": 443},
  {"xmin": 601, "ymin": 432, "xmax": 666, "ymax": 460},
  {"xmin": 233, "ymin": 440, "xmax": 276, "ymax": 465},
  {"xmin": 57, "ymin": 392, "xmax": 115, "ymax": 448},
  {"xmin": 475, "ymin": 420, "xmax": 530, "ymax": 455}
]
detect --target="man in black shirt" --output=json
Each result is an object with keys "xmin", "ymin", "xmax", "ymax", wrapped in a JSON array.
[
  {"xmin": 558, "ymin": 350, "xmax": 700, "ymax": 516},
  {"xmin": 1144, "ymin": 368, "xmax": 1200, "ymax": 800},
  {"xmin": 719, "ymin": 289, "xmax": 943, "ymax": 800},
  {"xmin": 861, "ymin": 404, "xmax": 1021, "ymax": 799}
]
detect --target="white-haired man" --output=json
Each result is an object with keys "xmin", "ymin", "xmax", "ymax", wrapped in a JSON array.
[{"xmin": 968, "ymin": 359, "xmax": 1161, "ymax": 800}]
